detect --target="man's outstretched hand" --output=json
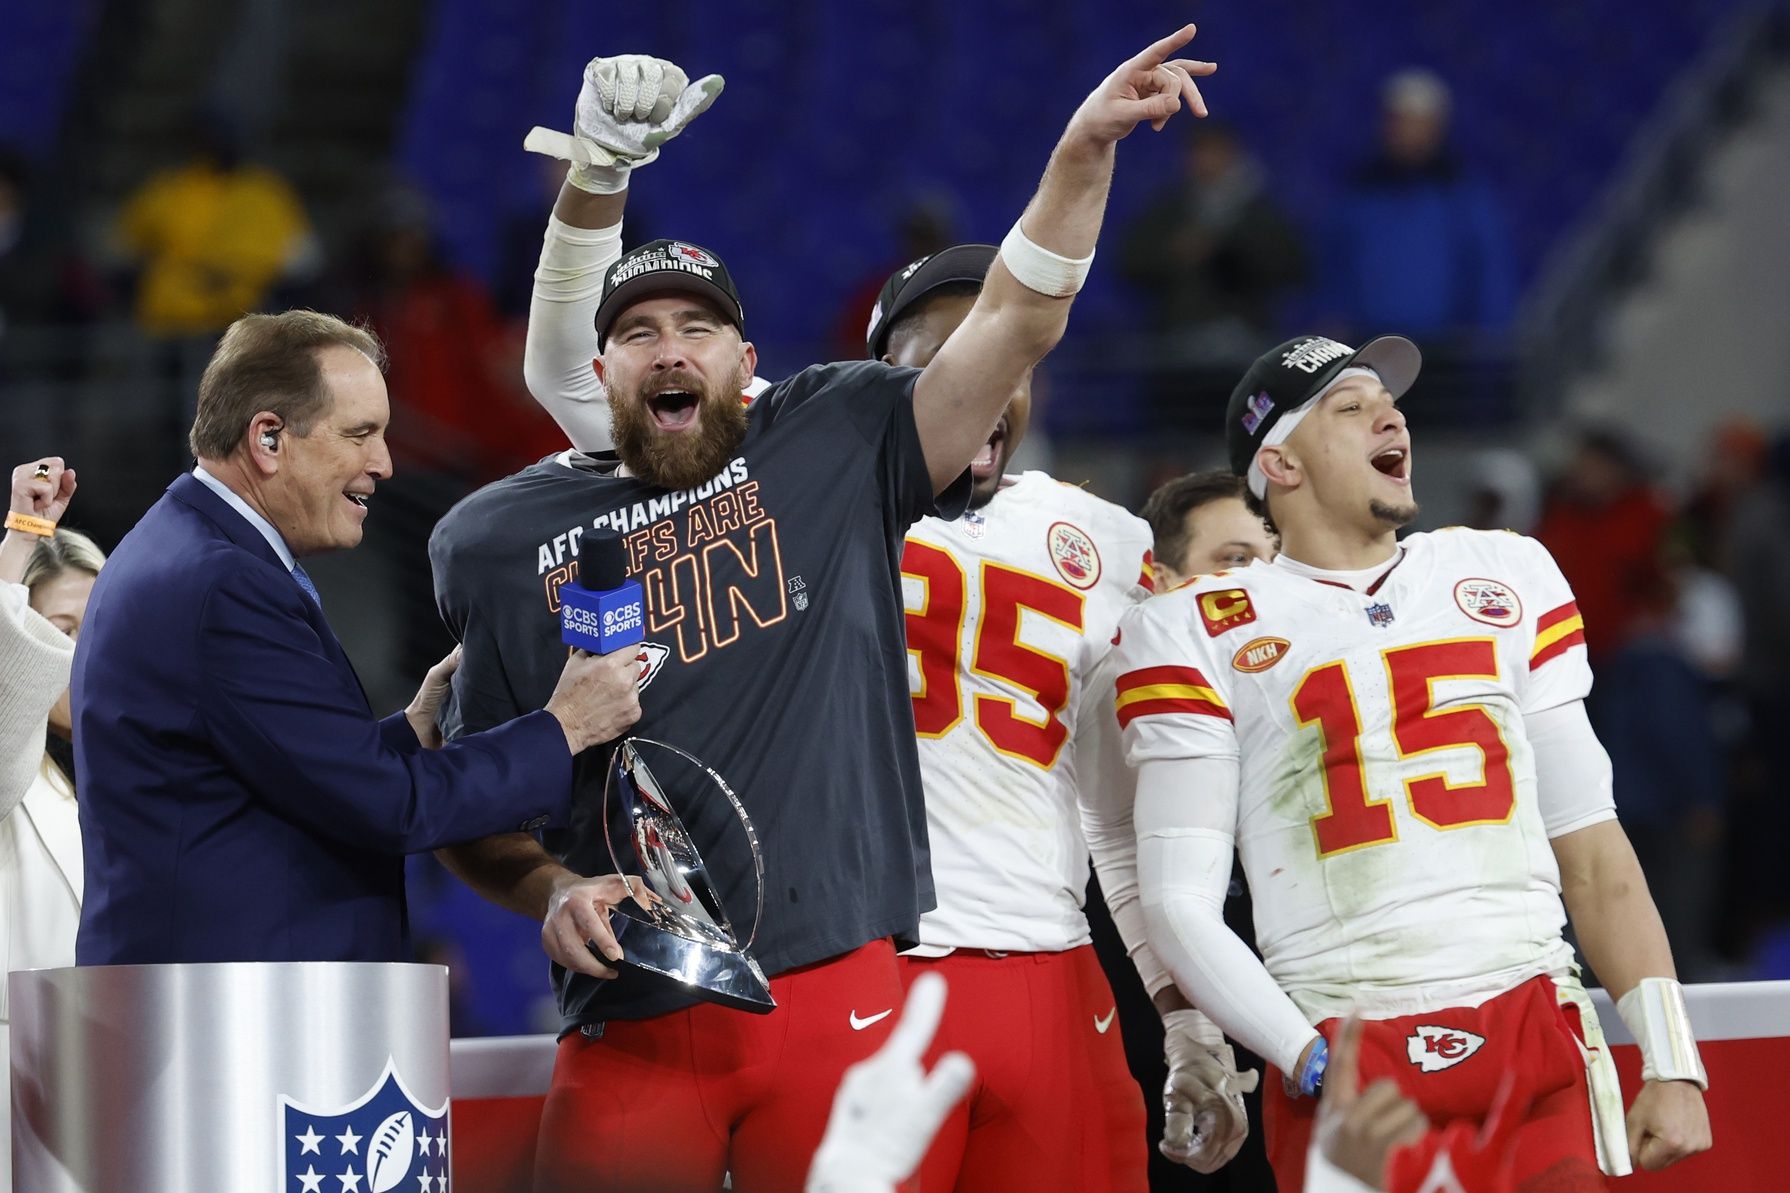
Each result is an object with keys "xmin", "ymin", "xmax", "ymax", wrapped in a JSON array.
[{"xmin": 1066, "ymin": 24, "xmax": 1216, "ymax": 147}]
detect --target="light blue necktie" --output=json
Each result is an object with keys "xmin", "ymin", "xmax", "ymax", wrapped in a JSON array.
[{"xmin": 290, "ymin": 563, "xmax": 322, "ymax": 608}]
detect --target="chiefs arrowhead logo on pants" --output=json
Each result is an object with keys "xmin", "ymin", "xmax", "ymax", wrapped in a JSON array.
[{"xmin": 1405, "ymin": 1024, "xmax": 1487, "ymax": 1073}]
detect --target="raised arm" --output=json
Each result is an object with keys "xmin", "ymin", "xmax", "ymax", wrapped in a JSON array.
[
  {"xmin": 912, "ymin": 26, "xmax": 1214, "ymax": 492},
  {"xmin": 2, "ymin": 458, "xmax": 79, "ymax": 822},
  {"xmin": 521, "ymin": 55, "xmax": 723, "ymax": 450},
  {"xmin": 521, "ymin": 182, "xmax": 628, "ymax": 452}
]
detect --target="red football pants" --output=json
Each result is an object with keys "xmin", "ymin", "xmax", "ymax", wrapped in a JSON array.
[
  {"xmin": 901, "ymin": 946, "xmax": 1148, "ymax": 1193},
  {"xmin": 532, "ymin": 939, "xmax": 910, "ymax": 1193},
  {"xmin": 1262, "ymin": 975, "xmax": 1603, "ymax": 1193}
]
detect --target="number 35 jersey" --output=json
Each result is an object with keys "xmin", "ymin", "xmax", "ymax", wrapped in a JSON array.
[
  {"xmin": 1113, "ymin": 529, "xmax": 1607, "ymax": 1020},
  {"xmin": 903, "ymin": 472, "xmax": 1152, "ymax": 953}
]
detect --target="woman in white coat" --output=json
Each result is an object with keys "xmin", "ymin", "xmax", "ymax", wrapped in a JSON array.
[{"xmin": 1, "ymin": 456, "xmax": 99, "ymax": 1188}]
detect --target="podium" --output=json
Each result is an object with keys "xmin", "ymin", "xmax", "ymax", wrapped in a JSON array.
[{"xmin": 9, "ymin": 963, "xmax": 451, "ymax": 1192}]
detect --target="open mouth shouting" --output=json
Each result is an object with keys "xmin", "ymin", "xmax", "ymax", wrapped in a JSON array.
[
  {"xmin": 645, "ymin": 388, "xmax": 701, "ymax": 432},
  {"xmin": 1370, "ymin": 442, "xmax": 1411, "ymax": 486},
  {"xmin": 971, "ymin": 417, "xmax": 1008, "ymax": 481}
]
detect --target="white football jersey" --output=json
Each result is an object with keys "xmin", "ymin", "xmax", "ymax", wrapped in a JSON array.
[
  {"xmin": 1113, "ymin": 529, "xmax": 1605, "ymax": 1020},
  {"xmin": 902, "ymin": 471, "xmax": 1152, "ymax": 952}
]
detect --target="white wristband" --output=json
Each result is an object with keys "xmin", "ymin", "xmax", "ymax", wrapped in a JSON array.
[
  {"xmin": 1163, "ymin": 1007, "xmax": 1227, "ymax": 1052},
  {"xmin": 1616, "ymin": 977, "xmax": 1708, "ymax": 1089},
  {"xmin": 522, "ymin": 126, "xmax": 636, "ymax": 195},
  {"xmin": 998, "ymin": 219, "xmax": 1093, "ymax": 298},
  {"xmin": 567, "ymin": 160, "xmax": 631, "ymax": 195}
]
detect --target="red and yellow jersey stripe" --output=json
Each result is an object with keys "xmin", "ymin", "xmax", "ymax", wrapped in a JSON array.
[
  {"xmin": 1137, "ymin": 549, "xmax": 1155, "ymax": 594},
  {"xmin": 1530, "ymin": 600, "xmax": 1585, "ymax": 670},
  {"xmin": 1115, "ymin": 665, "xmax": 1231, "ymax": 727}
]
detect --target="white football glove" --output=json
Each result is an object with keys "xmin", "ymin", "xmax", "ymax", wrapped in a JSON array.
[
  {"xmin": 524, "ymin": 53, "xmax": 724, "ymax": 194},
  {"xmin": 1160, "ymin": 1008, "xmax": 1260, "ymax": 1173},
  {"xmin": 806, "ymin": 973, "xmax": 975, "ymax": 1193}
]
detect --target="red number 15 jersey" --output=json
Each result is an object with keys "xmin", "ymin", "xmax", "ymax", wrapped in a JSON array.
[{"xmin": 1112, "ymin": 529, "xmax": 1613, "ymax": 1021}]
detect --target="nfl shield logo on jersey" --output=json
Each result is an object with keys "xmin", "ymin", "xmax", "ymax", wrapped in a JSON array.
[
  {"xmin": 1405, "ymin": 1025, "xmax": 1487, "ymax": 1073},
  {"xmin": 1365, "ymin": 601, "xmax": 1396, "ymax": 628},
  {"xmin": 282, "ymin": 1059, "xmax": 449, "ymax": 1192}
]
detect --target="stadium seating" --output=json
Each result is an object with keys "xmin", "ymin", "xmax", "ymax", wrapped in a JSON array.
[{"xmin": 394, "ymin": 0, "xmax": 1752, "ymax": 381}]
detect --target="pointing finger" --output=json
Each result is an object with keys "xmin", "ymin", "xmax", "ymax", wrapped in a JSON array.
[
  {"xmin": 919, "ymin": 1050, "xmax": 976, "ymax": 1119},
  {"xmin": 884, "ymin": 970, "xmax": 948, "ymax": 1062},
  {"xmin": 1127, "ymin": 23, "xmax": 1198, "ymax": 72}
]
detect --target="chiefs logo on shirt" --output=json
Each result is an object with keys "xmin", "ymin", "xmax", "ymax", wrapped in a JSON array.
[
  {"xmin": 1406, "ymin": 1025, "xmax": 1487, "ymax": 1072},
  {"xmin": 1047, "ymin": 521, "xmax": 1103, "ymax": 590},
  {"xmin": 638, "ymin": 641, "xmax": 671, "ymax": 690}
]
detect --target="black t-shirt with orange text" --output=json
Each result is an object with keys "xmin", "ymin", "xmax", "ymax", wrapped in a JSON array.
[{"xmin": 430, "ymin": 361, "xmax": 968, "ymax": 1029}]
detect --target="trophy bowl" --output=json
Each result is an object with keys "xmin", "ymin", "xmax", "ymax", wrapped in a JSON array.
[{"xmin": 601, "ymin": 738, "xmax": 775, "ymax": 1013}]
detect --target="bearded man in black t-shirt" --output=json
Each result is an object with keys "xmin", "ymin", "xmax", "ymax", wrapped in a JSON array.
[{"xmin": 430, "ymin": 32, "xmax": 1218, "ymax": 1193}]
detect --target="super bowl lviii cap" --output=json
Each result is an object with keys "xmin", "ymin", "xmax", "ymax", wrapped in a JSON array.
[
  {"xmin": 1225, "ymin": 334, "xmax": 1422, "ymax": 487},
  {"xmin": 593, "ymin": 239, "xmax": 744, "ymax": 349},
  {"xmin": 865, "ymin": 244, "xmax": 998, "ymax": 359}
]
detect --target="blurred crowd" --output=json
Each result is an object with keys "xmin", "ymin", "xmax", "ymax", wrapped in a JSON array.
[
  {"xmin": 2, "ymin": 67, "xmax": 1517, "ymax": 405},
  {"xmin": 1528, "ymin": 423, "xmax": 1790, "ymax": 982}
]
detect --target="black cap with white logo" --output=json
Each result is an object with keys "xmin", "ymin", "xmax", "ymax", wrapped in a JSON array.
[
  {"xmin": 864, "ymin": 244, "xmax": 998, "ymax": 360},
  {"xmin": 1224, "ymin": 335, "xmax": 1423, "ymax": 478},
  {"xmin": 593, "ymin": 239, "xmax": 745, "ymax": 349}
]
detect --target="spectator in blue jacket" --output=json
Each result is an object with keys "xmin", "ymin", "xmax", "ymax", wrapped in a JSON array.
[
  {"xmin": 1325, "ymin": 69, "xmax": 1516, "ymax": 336},
  {"xmin": 1591, "ymin": 578, "xmax": 1724, "ymax": 980}
]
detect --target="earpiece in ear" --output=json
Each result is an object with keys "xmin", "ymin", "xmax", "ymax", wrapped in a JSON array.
[{"xmin": 261, "ymin": 430, "xmax": 279, "ymax": 451}]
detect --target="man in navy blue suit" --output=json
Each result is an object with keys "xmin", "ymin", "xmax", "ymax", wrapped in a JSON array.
[{"xmin": 72, "ymin": 310, "xmax": 644, "ymax": 965}]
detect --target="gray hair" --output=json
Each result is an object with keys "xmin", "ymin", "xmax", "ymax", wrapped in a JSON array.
[{"xmin": 188, "ymin": 310, "xmax": 387, "ymax": 459}]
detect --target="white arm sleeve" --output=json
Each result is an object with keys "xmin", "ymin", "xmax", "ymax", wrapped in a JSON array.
[
  {"xmin": 523, "ymin": 215, "xmax": 624, "ymax": 452},
  {"xmin": 2, "ymin": 578, "xmax": 75, "ymax": 823},
  {"xmin": 1527, "ymin": 699, "xmax": 1618, "ymax": 838},
  {"xmin": 1075, "ymin": 652, "xmax": 1172, "ymax": 996},
  {"xmin": 1136, "ymin": 756, "xmax": 1321, "ymax": 1073}
]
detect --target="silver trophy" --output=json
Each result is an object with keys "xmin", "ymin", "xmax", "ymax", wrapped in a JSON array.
[{"xmin": 601, "ymin": 737, "xmax": 775, "ymax": 1012}]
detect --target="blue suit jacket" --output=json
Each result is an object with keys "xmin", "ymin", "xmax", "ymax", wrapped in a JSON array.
[{"xmin": 73, "ymin": 473, "xmax": 572, "ymax": 964}]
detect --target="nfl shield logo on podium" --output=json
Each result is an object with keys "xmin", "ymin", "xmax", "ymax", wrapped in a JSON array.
[{"xmin": 281, "ymin": 1058, "xmax": 450, "ymax": 1191}]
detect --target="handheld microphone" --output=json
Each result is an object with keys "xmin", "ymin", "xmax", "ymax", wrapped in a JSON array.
[{"xmin": 560, "ymin": 530, "xmax": 645, "ymax": 654}]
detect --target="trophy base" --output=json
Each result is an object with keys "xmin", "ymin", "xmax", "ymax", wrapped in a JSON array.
[{"xmin": 613, "ymin": 911, "xmax": 777, "ymax": 1014}]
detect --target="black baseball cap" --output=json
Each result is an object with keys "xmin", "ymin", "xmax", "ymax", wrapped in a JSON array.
[
  {"xmin": 593, "ymin": 238, "xmax": 744, "ymax": 349},
  {"xmin": 865, "ymin": 244, "xmax": 998, "ymax": 359},
  {"xmin": 1225, "ymin": 334, "xmax": 1423, "ymax": 479}
]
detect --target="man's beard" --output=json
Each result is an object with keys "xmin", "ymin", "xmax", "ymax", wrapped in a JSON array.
[
  {"xmin": 1370, "ymin": 498, "xmax": 1419, "ymax": 528},
  {"xmin": 610, "ymin": 374, "xmax": 750, "ymax": 491}
]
